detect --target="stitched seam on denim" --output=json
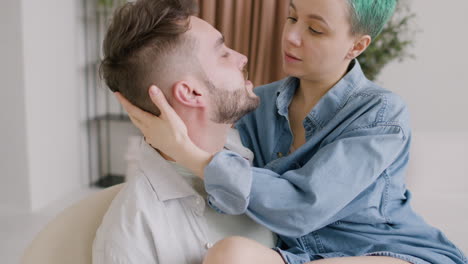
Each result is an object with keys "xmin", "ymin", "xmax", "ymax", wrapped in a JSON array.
[
  {"xmin": 311, "ymin": 81, "xmax": 358, "ymax": 130},
  {"xmin": 340, "ymin": 61, "xmax": 369, "ymax": 103},
  {"xmin": 375, "ymin": 94, "xmax": 388, "ymax": 123},
  {"xmin": 331, "ymin": 220, "xmax": 344, "ymax": 225},
  {"xmin": 300, "ymin": 236, "xmax": 313, "ymax": 259},
  {"xmin": 376, "ymin": 121, "xmax": 403, "ymax": 126},
  {"xmin": 349, "ymin": 88, "xmax": 387, "ymax": 99},
  {"xmin": 312, "ymin": 232, "xmax": 326, "ymax": 253},
  {"xmin": 336, "ymin": 81, "xmax": 357, "ymax": 112},
  {"xmin": 382, "ymin": 170, "xmax": 391, "ymax": 223},
  {"xmin": 344, "ymin": 122, "xmax": 404, "ymax": 138},
  {"xmin": 276, "ymin": 78, "xmax": 298, "ymax": 117},
  {"xmin": 303, "ymin": 120, "xmax": 314, "ymax": 131},
  {"xmin": 348, "ymin": 92, "xmax": 389, "ymax": 124},
  {"xmin": 349, "ymin": 92, "xmax": 374, "ymax": 99},
  {"xmin": 271, "ymin": 123, "xmax": 289, "ymax": 161},
  {"xmin": 365, "ymin": 251, "xmax": 425, "ymax": 264},
  {"xmin": 307, "ymin": 114, "xmax": 324, "ymax": 129},
  {"xmin": 378, "ymin": 122, "xmax": 408, "ymax": 140}
]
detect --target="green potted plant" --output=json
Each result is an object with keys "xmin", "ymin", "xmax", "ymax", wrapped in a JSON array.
[{"xmin": 358, "ymin": 2, "xmax": 417, "ymax": 81}]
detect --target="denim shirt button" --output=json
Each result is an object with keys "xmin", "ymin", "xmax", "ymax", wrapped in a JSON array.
[{"xmin": 277, "ymin": 152, "xmax": 284, "ymax": 158}]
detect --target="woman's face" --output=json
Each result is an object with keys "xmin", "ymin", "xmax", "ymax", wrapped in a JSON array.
[{"xmin": 282, "ymin": 0, "xmax": 358, "ymax": 81}]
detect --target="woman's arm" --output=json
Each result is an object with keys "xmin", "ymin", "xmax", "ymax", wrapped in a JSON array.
[
  {"xmin": 204, "ymin": 123, "xmax": 408, "ymax": 237},
  {"xmin": 116, "ymin": 86, "xmax": 409, "ymax": 237}
]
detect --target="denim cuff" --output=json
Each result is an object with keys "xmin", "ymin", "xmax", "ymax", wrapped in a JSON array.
[{"xmin": 204, "ymin": 150, "xmax": 252, "ymax": 215}]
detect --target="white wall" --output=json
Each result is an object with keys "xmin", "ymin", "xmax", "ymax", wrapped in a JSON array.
[
  {"xmin": 378, "ymin": 0, "xmax": 468, "ymax": 252},
  {"xmin": 21, "ymin": 0, "xmax": 82, "ymax": 211},
  {"xmin": 405, "ymin": 131, "xmax": 468, "ymax": 253},
  {"xmin": 378, "ymin": 0, "xmax": 468, "ymax": 194},
  {"xmin": 378, "ymin": 0, "xmax": 468, "ymax": 132},
  {"xmin": 0, "ymin": 0, "xmax": 32, "ymax": 213},
  {"xmin": 0, "ymin": 0, "xmax": 83, "ymax": 213}
]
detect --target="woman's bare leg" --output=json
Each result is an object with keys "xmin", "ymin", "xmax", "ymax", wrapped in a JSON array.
[
  {"xmin": 203, "ymin": 236, "xmax": 412, "ymax": 264},
  {"xmin": 202, "ymin": 236, "xmax": 285, "ymax": 264},
  {"xmin": 309, "ymin": 256, "xmax": 412, "ymax": 264}
]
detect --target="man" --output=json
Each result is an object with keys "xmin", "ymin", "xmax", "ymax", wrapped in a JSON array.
[{"xmin": 92, "ymin": 0, "xmax": 274, "ymax": 263}]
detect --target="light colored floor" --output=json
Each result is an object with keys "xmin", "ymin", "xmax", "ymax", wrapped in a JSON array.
[{"xmin": 1, "ymin": 187, "xmax": 467, "ymax": 264}]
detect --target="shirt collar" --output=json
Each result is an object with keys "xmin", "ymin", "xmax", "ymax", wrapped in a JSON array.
[
  {"xmin": 275, "ymin": 59, "xmax": 366, "ymax": 129},
  {"xmin": 137, "ymin": 138, "xmax": 199, "ymax": 202},
  {"xmin": 137, "ymin": 129, "xmax": 254, "ymax": 202}
]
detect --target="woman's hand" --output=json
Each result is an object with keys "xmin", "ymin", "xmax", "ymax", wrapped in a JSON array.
[{"xmin": 115, "ymin": 85, "xmax": 212, "ymax": 178}]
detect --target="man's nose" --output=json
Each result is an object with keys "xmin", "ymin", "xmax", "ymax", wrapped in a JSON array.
[{"xmin": 237, "ymin": 52, "xmax": 248, "ymax": 70}]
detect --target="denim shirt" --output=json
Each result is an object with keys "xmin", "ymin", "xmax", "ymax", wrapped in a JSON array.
[{"xmin": 203, "ymin": 60, "xmax": 467, "ymax": 264}]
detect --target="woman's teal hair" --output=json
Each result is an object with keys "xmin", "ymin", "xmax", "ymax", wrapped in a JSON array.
[{"xmin": 347, "ymin": 0, "xmax": 398, "ymax": 39}]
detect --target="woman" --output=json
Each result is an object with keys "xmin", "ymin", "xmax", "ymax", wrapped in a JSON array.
[{"xmin": 117, "ymin": 0, "xmax": 467, "ymax": 263}]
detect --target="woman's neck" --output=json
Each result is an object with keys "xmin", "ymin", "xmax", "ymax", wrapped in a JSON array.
[{"xmin": 294, "ymin": 62, "xmax": 351, "ymax": 112}]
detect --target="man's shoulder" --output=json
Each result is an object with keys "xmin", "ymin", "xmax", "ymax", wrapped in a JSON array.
[
  {"xmin": 93, "ymin": 175, "xmax": 162, "ymax": 262},
  {"xmin": 105, "ymin": 175, "xmax": 161, "ymax": 219},
  {"xmin": 94, "ymin": 175, "xmax": 161, "ymax": 239}
]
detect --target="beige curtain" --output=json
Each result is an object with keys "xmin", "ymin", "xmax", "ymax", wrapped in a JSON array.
[{"xmin": 197, "ymin": 0, "xmax": 289, "ymax": 86}]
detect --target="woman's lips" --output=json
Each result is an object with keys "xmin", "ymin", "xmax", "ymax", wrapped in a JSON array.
[{"xmin": 284, "ymin": 52, "xmax": 302, "ymax": 63}]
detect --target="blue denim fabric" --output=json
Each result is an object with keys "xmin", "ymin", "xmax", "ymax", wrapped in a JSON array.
[{"xmin": 204, "ymin": 60, "xmax": 467, "ymax": 264}]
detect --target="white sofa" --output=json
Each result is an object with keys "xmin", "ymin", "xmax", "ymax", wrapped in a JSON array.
[{"xmin": 21, "ymin": 184, "xmax": 123, "ymax": 264}]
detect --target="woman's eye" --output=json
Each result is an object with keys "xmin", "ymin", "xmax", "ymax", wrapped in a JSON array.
[
  {"xmin": 309, "ymin": 27, "xmax": 323, "ymax": 34},
  {"xmin": 222, "ymin": 52, "xmax": 229, "ymax": 58},
  {"xmin": 287, "ymin": 16, "xmax": 297, "ymax": 23}
]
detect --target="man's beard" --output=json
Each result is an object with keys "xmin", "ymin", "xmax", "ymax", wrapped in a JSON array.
[{"xmin": 208, "ymin": 81, "xmax": 260, "ymax": 124}]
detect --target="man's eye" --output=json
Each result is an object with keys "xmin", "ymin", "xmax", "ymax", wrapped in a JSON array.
[
  {"xmin": 222, "ymin": 52, "xmax": 230, "ymax": 58},
  {"xmin": 287, "ymin": 16, "xmax": 297, "ymax": 23}
]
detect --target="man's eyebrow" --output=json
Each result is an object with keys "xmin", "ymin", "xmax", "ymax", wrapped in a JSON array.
[
  {"xmin": 215, "ymin": 34, "xmax": 225, "ymax": 49},
  {"xmin": 289, "ymin": 2, "xmax": 330, "ymax": 27}
]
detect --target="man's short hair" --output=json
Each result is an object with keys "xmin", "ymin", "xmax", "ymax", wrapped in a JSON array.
[{"xmin": 100, "ymin": 0, "xmax": 198, "ymax": 115}]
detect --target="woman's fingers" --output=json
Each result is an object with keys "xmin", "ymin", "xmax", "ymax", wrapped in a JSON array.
[
  {"xmin": 149, "ymin": 85, "xmax": 188, "ymax": 141},
  {"xmin": 149, "ymin": 85, "xmax": 177, "ymax": 121},
  {"xmin": 114, "ymin": 92, "xmax": 156, "ymax": 130}
]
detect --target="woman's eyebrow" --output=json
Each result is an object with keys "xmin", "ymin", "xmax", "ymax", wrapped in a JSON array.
[
  {"xmin": 289, "ymin": 2, "xmax": 330, "ymax": 28},
  {"xmin": 307, "ymin": 14, "xmax": 329, "ymax": 27}
]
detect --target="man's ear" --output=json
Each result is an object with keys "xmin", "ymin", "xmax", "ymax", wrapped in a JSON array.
[
  {"xmin": 171, "ymin": 80, "xmax": 206, "ymax": 108},
  {"xmin": 346, "ymin": 34, "xmax": 372, "ymax": 60}
]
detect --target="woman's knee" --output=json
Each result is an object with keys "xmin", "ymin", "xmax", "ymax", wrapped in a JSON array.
[{"xmin": 203, "ymin": 236, "xmax": 252, "ymax": 264}]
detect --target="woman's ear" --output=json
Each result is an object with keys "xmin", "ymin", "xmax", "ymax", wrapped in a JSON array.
[
  {"xmin": 171, "ymin": 80, "xmax": 206, "ymax": 108},
  {"xmin": 346, "ymin": 35, "xmax": 372, "ymax": 60}
]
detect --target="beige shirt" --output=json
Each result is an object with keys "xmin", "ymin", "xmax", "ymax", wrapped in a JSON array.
[{"xmin": 92, "ymin": 130, "xmax": 275, "ymax": 264}]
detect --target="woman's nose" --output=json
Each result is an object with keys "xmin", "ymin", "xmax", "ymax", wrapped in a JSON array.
[{"xmin": 285, "ymin": 29, "xmax": 302, "ymax": 47}]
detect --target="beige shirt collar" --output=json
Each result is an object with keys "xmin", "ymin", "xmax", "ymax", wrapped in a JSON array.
[
  {"xmin": 137, "ymin": 138, "xmax": 199, "ymax": 202},
  {"xmin": 136, "ymin": 128, "xmax": 254, "ymax": 202}
]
